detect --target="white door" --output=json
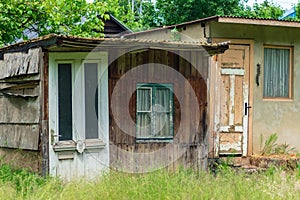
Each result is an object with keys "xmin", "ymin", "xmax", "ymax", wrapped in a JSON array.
[{"xmin": 48, "ymin": 52, "xmax": 109, "ymax": 181}]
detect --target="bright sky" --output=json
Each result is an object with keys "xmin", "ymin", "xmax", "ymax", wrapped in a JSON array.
[{"xmin": 246, "ymin": 0, "xmax": 299, "ymax": 10}]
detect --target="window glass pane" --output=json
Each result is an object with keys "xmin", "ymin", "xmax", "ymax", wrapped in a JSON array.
[
  {"xmin": 136, "ymin": 84, "xmax": 173, "ymax": 140},
  {"xmin": 155, "ymin": 113, "xmax": 171, "ymax": 137},
  {"xmin": 136, "ymin": 113, "xmax": 151, "ymax": 137},
  {"xmin": 84, "ymin": 63, "xmax": 99, "ymax": 139},
  {"xmin": 264, "ymin": 48, "xmax": 290, "ymax": 97},
  {"xmin": 137, "ymin": 88, "xmax": 151, "ymax": 111},
  {"xmin": 58, "ymin": 64, "xmax": 72, "ymax": 141},
  {"xmin": 155, "ymin": 88, "xmax": 171, "ymax": 112}
]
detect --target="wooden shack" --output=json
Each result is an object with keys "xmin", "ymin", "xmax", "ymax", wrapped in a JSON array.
[
  {"xmin": 0, "ymin": 34, "xmax": 228, "ymax": 180},
  {"xmin": 125, "ymin": 16, "xmax": 300, "ymax": 158}
]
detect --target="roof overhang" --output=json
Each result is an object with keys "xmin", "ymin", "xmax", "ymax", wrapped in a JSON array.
[
  {"xmin": 215, "ymin": 16, "xmax": 300, "ymax": 28},
  {"xmin": 0, "ymin": 34, "xmax": 229, "ymax": 59},
  {"xmin": 124, "ymin": 16, "xmax": 300, "ymax": 37}
]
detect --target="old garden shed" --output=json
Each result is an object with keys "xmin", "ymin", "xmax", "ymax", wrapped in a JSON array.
[
  {"xmin": 125, "ymin": 16, "xmax": 300, "ymax": 159},
  {"xmin": 0, "ymin": 34, "xmax": 228, "ymax": 180}
]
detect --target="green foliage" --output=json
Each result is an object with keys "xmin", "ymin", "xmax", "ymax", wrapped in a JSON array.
[
  {"xmin": 275, "ymin": 143, "xmax": 296, "ymax": 155},
  {"xmin": 296, "ymin": 3, "xmax": 300, "ymax": 20},
  {"xmin": 0, "ymin": 0, "xmax": 288, "ymax": 45},
  {"xmin": 39, "ymin": 0, "xmax": 110, "ymax": 37},
  {"xmin": 155, "ymin": 0, "xmax": 245, "ymax": 26},
  {"xmin": 1, "ymin": 164, "xmax": 300, "ymax": 199},
  {"xmin": 260, "ymin": 133, "xmax": 296, "ymax": 155},
  {"xmin": 0, "ymin": 0, "xmax": 111, "ymax": 46},
  {"xmin": 106, "ymin": 0, "xmax": 142, "ymax": 31},
  {"xmin": 260, "ymin": 133, "xmax": 278, "ymax": 155},
  {"xmin": 0, "ymin": 164, "xmax": 58, "ymax": 198},
  {"xmin": 122, "ymin": 0, "xmax": 285, "ymax": 29},
  {"xmin": 170, "ymin": 27, "xmax": 181, "ymax": 41},
  {"xmin": 238, "ymin": 0, "xmax": 284, "ymax": 19},
  {"xmin": 0, "ymin": 0, "xmax": 43, "ymax": 45}
]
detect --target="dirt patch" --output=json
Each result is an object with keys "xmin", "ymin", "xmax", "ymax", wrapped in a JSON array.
[
  {"xmin": 250, "ymin": 154, "xmax": 300, "ymax": 170},
  {"xmin": 0, "ymin": 148, "xmax": 41, "ymax": 173}
]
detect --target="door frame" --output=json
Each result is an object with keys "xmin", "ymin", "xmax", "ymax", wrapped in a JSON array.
[
  {"xmin": 48, "ymin": 52, "xmax": 109, "ymax": 180},
  {"xmin": 209, "ymin": 39, "xmax": 254, "ymax": 157}
]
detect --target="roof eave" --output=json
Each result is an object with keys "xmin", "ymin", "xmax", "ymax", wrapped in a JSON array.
[
  {"xmin": 0, "ymin": 34, "xmax": 229, "ymax": 59},
  {"xmin": 216, "ymin": 16, "xmax": 300, "ymax": 28}
]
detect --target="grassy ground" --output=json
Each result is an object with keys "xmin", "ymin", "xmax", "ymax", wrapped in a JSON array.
[{"xmin": 1, "ymin": 164, "xmax": 300, "ymax": 200}]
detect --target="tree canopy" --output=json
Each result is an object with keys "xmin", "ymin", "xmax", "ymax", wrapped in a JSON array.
[
  {"xmin": 0, "ymin": 0, "xmax": 295, "ymax": 46},
  {"xmin": 239, "ymin": 0, "xmax": 284, "ymax": 19},
  {"xmin": 0, "ymin": 0, "xmax": 111, "ymax": 46}
]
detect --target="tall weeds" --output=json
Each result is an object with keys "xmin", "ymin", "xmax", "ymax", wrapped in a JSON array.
[{"xmin": 1, "ymin": 164, "xmax": 300, "ymax": 199}]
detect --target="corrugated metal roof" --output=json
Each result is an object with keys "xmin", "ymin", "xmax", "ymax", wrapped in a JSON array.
[
  {"xmin": 0, "ymin": 34, "xmax": 229, "ymax": 58},
  {"xmin": 216, "ymin": 16, "xmax": 300, "ymax": 27},
  {"xmin": 124, "ymin": 15, "xmax": 300, "ymax": 37}
]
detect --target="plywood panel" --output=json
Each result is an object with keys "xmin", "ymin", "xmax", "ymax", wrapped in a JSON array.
[
  {"xmin": 0, "ymin": 96, "xmax": 40, "ymax": 123},
  {"xmin": 0, "ymin": 124, "xmax": 39, "ymax": 150},
  {"xmin": 0, "ymin": 48, "xmax": 41, "ymax": 79},
  {"xmin": 219, "ymin": 132, "xmax": 242, "ymax": 154},
  {"xmin": 220, "ymin": 49, "xmax": 244, "ymax": 69}
]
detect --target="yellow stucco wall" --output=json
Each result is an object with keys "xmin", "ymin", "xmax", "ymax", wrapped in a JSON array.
[{"xmin": 126, "ymin": 23, "xmax": 206, "ymax": 42}]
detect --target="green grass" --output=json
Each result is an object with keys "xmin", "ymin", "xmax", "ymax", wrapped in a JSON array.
[{"xmin": 1, "ymin": 164, "xmax": 300, "ymax": 200}]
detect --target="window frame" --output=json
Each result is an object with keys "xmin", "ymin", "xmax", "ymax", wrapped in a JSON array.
[
  {"xmin": 263, "ymin": 45, "xmax": 293, "ymax": 101},
  {"xmin": 136, "ymin": 83, "xmax": 174, "ymax": 142}
]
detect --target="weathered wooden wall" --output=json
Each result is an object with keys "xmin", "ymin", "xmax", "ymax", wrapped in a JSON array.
[
  {"xmin": 0, "ymin": 48, "xmax": 43, "ymax": 172},
  {"xmin": 109, "ymin": 49, "xmax": 209, "ymax": 172}
]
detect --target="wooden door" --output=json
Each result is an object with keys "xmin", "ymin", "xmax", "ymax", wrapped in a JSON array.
[
  {"xmin": 217, "ymin": 45, "xmax": 250, "ymax": 156},
  {"xmin": 48, "ymin": 52, "xmax": 109, "ymax": 181}
]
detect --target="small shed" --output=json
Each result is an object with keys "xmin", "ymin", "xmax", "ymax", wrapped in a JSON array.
[
  {"xmin": 0, "ymin": 34, "xmax": 228, "ymax": 180},
  {"xmin": 125, "ymin": 16, "xmax": 300, "ymax": 158}
]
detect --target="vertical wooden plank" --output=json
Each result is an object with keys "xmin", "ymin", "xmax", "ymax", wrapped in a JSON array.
[
  {"xmin": 183, "ymin": 79, "xmax": 190, "ymax": 143},
  {"xmin": 40, "ymin": 52, "xmax": 49, "ymax": 175},
  {"xmin": 161, "ymin": 50, "xmax": 167, "ymax": 82},
  {"xmin": 148, "ymin": 49, "xmax": 154, "ymax": 81},
  {"xmin": 234, "ymin": 76, "xmax": 243, "ymax": 125},
  {"xmin": 220, "ymin": 75, "xmax": 230, "ymax": 125},
  {"xmin": 198, "ymin": 53, "xmax": 204, "ymax": 79},
  {"xmin": 184, "ymin": 52, "xmax": 191, "ymax": 78},
  {"xmin": 188, "ymin": 78, "xmax": 195, "ymax": 144},
  {"xmin": 229, "ymin": 75, "xmax": 235, "ymax": 126},
  {"xmin": 190, "ymin": 51, "xmax": 197, "ymax": 77},
  {"xmin": 173, "ymin": 51, "xmax": 179, "ymax": 72},
  {"xmin": 179, "ymin": 52, "xmax": 185, "ymax": 76}
]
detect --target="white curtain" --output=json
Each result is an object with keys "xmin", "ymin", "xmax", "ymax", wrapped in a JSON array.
[
  {"xmin": 264, "ymin": 48, "xmax": 290, "ymax": 97},
  {"xmin": 137, "ymin": 86, "xmax": 172, "ymax": 138},
  {"xmin": 155, "ymin": 88, "xmax": 171, "ymax": 137},
  {"xmin": 137, "ymin": 88, "xmax": 151, "ymax": 137}
]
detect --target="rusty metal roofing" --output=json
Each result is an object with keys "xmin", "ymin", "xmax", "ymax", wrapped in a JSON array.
[
  {"xmin": 0, "ymin": 34, "xmax": 229, "ymax": 58},
  {"xmin": 216, "ymin": 16, "xmax": 300, "ymax": 27},
  {"xmin": 124, "ymin": 16, "xmax": 300, "ymax": 37}
]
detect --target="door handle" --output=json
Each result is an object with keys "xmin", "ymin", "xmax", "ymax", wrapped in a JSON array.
[{"xmin": 245, "ymin": 102, "xmax": 252, "ymax": 116}]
